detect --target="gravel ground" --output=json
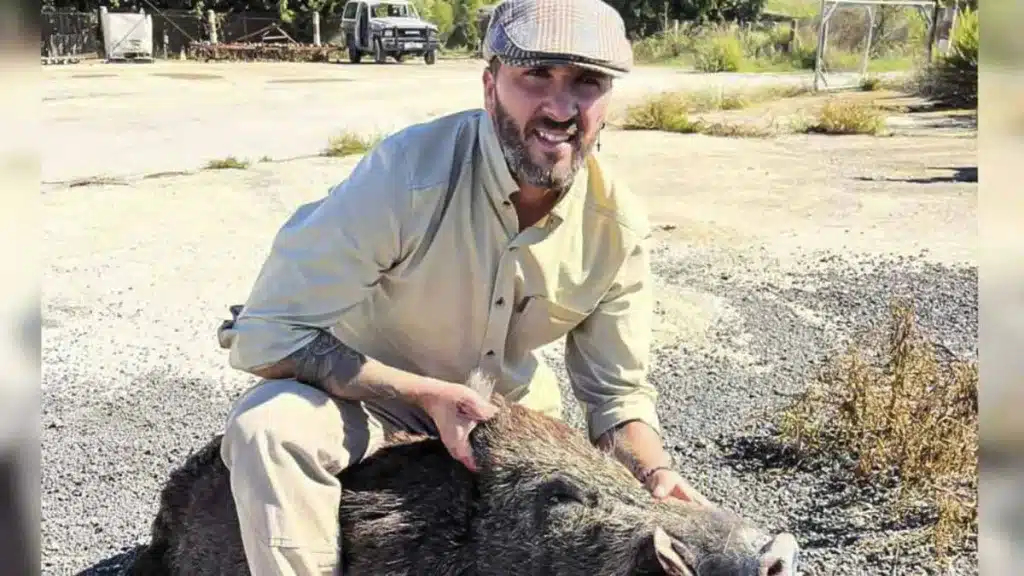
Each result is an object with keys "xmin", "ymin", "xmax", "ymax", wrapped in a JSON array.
[
  {"xmin": 45, "ymin": 243, "xmax": 978, "ymax": 576},
  {"xmin": 541, "ymin": 243, "xmax": 978, "ymax": 576},
  {"xmin": 42, "ymin": 63, "xmax": 976, "ymax": 576}
]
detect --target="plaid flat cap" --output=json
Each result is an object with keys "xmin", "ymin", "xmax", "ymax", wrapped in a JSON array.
[{"xmin": 482, "ymin": 0, "xmax": 633, "ymax": 77}]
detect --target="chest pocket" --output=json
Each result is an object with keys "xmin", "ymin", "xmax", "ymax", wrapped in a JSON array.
[{"xmin": 505, "ymin": 295, "xmax": 592, "ymax": 361}]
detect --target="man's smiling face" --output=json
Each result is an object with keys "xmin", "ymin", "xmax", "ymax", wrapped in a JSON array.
[{"xmin": 483, "ymin": 60, "xmax": 614, "ymax": 193}]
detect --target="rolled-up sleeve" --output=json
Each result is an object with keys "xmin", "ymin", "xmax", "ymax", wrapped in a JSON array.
[
  {"xmin": 564, "ymin": 231, "xmax": 661, "ymax": 444},
  {"xmin": 221, "ymin": 139, "xmax": 410, "ymax": 373}
]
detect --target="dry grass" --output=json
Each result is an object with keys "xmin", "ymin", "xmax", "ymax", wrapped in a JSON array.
[
  {"xmin": 620, "ymin": 93, "xmax": 698, "ymax": 133},
  {"xmin": 323, "ymin": 131, "xmax": 383, "ymax": 158},
  {"xmin": 859, "ymin": 75, "xmax": 883, "ymax": 92},
  {"xmin": 203, "ymin": 156, "xmax": 250, "ymax": 170},
  {"xmin": 801, "ymin": 98, "xmax": 887, "ymax": 135},
  {"xmin": 619, "ymin": 86, "xmax": 811, "ymax": 134},
  {"xmin": 692, "ymin": 120, "xmax": 782, "ymax": 138},
  {"xmin": 778, "ymin": 299, "xmax": 978, "ymax": 562}
]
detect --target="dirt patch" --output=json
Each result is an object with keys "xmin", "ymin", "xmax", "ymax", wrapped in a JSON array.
[
  {"xmin": 268, "ymin": 77, "xmax": 353, "ymax": 84},
  {"xmin": 151, "ymin": 72, "xmax": 224, "ymax": 81},
  {"xmin": 67, "ymin": 176, "xmax": 130, "ymax": 188},
  {"xmin": 43, "ymin": 92, "xmax": 136, "ymax": 102},
  {"xmin": 142, "ymin": 170, "xmax": 195, "ymax": 180}
]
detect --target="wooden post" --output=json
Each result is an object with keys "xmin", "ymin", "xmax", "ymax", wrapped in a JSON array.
[
  {"xmin": 861, "ymin": 6, "xmax": 874, "ymax": 76},
  {"xmin": 208, "ymin": 9, "xmax": 218, "ymax": 44},
  {"xmin": 813, "ymin": 0, "xmax": 828, "ymax": 90},
  {"xmin": 313, "ymin": 11, "xmax": 321, "ymax": 46},
  {"xmin": 98, "ymin": 6, "xmax": 108, "ymax": 59},
  {"xmin": 925, "ymin": 0, "xmax": 940, "ymax": 63}
]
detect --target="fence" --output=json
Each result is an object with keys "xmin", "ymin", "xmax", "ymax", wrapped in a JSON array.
[
  {"xmin": 39, "ymin": 7, "xmax": 334, "ymax": 59},
  {"xmin": 41, "ymin": 6, "xmax": 101, "ymax": 58},
  {"xmin": 150, "ymin": 9, "xmax": 205, "ymax": 58}
]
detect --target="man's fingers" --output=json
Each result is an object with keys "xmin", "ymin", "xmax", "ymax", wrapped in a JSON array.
[
  {"xmin": 673, "ymin": 482, "xmax": 712, "ymax": 507},
  {"xmin": 445, "ymin": 423, "xmax": 478, "ymax": 471},
  {"xmin": 457, "ymin": 396, "xmax": 498, "ymax": 421}
]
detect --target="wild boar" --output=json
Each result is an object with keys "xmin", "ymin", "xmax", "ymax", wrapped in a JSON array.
[{"xmin": 127, "ymin": 371, "xmax": 799, "ymax": 575}]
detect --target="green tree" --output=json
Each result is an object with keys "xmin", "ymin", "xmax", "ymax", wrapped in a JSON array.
[{"xmin": 412, "ymin": 0, "xmax": 455, "ymax": 40}]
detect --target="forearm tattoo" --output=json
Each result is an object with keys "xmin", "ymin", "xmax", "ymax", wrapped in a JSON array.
[
  {"xmin": 290, "ymin": 329, "xmax": 365, "ymax": 388},
  {"xmin": 258, "ymin": 329, "xmax": 398, "ymax": 402}
]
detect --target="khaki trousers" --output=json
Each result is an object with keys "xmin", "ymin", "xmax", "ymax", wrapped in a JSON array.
[{"xmin": 219, "ymin": 375, "xmax": 563, "ymax": 576}]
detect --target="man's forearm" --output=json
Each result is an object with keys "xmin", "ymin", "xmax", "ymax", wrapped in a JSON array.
[
  {"xmin": 248, "ymin": 328, "xmax": 435, "ymax": 407},
  {"xmin": 596, "ymin": 420, "xmax": 673, "ymax": 478}
]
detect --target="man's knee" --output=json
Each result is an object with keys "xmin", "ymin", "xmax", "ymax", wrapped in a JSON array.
[
  {"xmin": 221, "ymin": 378, "xmax": 382, "ymax": 476},
  {"xmin": 221, "ymin": 379, "xmax": 338, "ymax": 464}
]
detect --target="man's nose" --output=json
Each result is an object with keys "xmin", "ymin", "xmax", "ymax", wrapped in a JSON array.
[{"xmin": 540, "ymin": 91, "xmax": 579, "ymax": 123}]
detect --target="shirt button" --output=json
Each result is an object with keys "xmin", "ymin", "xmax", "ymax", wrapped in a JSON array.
[
  {"xmin": 508, "ymin": 246, "xmax": 518, "ymax": 252},
  {"xmin": 485, "ymin": 350, "xmax": 495, "ymax": 357},
  {"xmin": 502, "ymin": 200, "xmax": 512, "ymax": 208},
  {"xmin": 495, "ymin": 297, "xmax": 505, "ymax": 307}
]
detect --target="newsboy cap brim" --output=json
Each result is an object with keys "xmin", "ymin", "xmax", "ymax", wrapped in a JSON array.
[{"xmin": 482, "ymin": 0, "xmax": 634, "ymax": 78}]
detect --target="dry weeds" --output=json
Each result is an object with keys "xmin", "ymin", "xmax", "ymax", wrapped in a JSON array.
[
  {"xmin": 203, "ymin": 156, "xmax": 250, "ymax": 170},
  {"xmin": 323, "ymin": 131, "xmax": 383, "ymax": 158},
  {"xmin": 778, "ymin": 299, "xmax": 977, "ymax": 562},
  {"xmin": 801, "ymin": 99, "xmax": 887, "ymax": 135},
  {"xmin": 692, "ymin": 119, "xmax": 782, "ymax": 138},
  {"xmin": 619, "ymin": 86, "xmax": 848, "ymax": 138},
  {"xmin": 619, "ymin": 92, "xmax": 698, "ymax": 133}
]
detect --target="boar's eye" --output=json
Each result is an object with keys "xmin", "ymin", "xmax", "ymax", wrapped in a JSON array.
[{"xmin": 540, "ymin": 474, "xmax": 589, "ymax": 507}]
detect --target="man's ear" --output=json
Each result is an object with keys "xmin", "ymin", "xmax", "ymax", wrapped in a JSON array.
[{"xmin": 482, "ymin": 67, "xmax": 496, "ymax": 113}]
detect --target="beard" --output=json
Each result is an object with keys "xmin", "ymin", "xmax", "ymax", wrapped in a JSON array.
[{"xmin": 491, "ymin": 94, "xmax": 596, "ymax": 194}]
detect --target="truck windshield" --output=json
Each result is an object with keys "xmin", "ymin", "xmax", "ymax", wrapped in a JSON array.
[{"xmin": 372, "ymin": 3, "xmax": 412, "ymax": 17}]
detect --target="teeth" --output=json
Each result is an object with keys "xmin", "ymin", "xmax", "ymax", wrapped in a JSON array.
[{"xmin": 537, "ymin": 129, "xmax": 570, "ymax": 144}]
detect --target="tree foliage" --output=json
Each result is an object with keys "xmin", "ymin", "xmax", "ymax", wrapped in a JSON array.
[{"xmin": 43, "ymin": 0, "xmax": 767, "ymax": 44}]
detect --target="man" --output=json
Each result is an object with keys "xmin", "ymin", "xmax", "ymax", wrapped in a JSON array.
[{"xmin": 216, "ymin": 0, "xmax": 709, "ymax": 573}]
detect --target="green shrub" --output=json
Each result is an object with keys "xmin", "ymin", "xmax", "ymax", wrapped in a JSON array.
[
  {"xmin": 693, "ymin": 34, "xmax": 745, "ymax": 72},
  {"xmin": 860, "ymin": 75, "xmax": 882, "ymax": 91},
  {"xmin": 633, "ymin": 33, "xmax": 694, "ymax": 64},
  {"xmin": 916, "ymin": 7, "xmax": 978, "ymax": 109}
]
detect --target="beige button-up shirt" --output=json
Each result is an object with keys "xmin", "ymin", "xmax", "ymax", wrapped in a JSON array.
[{"xmin": 220, "ymin": 108, "xmax": 660, "ymax": 443}]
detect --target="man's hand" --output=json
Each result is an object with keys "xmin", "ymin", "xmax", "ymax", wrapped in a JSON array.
[
  {"xmin": 644, "ymin": 467, "xmax": 712, "ymax": 507},
  {"xmin": 417, "ymin": 382, "xmax": 498, "ymax": 472},
  {"xmin": 595, "ymin": 420, "xmax": 714, "ymax": 507}
]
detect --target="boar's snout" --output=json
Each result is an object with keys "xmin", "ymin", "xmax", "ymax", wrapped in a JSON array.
[{"xmin": 638, "ymin": 526, "xmax": 801, "ymax": 576}]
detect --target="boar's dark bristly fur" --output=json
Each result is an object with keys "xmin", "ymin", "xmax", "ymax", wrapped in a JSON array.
[{"xmin": 128, "ymin": 372, "xmax": 798, "ymax": 576}]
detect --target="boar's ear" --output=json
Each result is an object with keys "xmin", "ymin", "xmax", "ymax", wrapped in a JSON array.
[{"xmin": 649, "ymin": 527, "xmax": 696, "ymax": 576}]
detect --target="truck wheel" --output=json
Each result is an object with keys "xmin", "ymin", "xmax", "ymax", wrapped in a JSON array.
[
  {"xmin": 394, "ymin": 52, "xmax": 404, "ymax": 62},
  {"xmin": 424, "ymin": 49, "xmax": 436, "ymax": 65},
  {"xmin": 374, "ymin": 39, "xmax": 386, "ymax": 63},
  {"xmin": 347, "ymin": 38, "xmax": 361, "ymax": 63}
]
